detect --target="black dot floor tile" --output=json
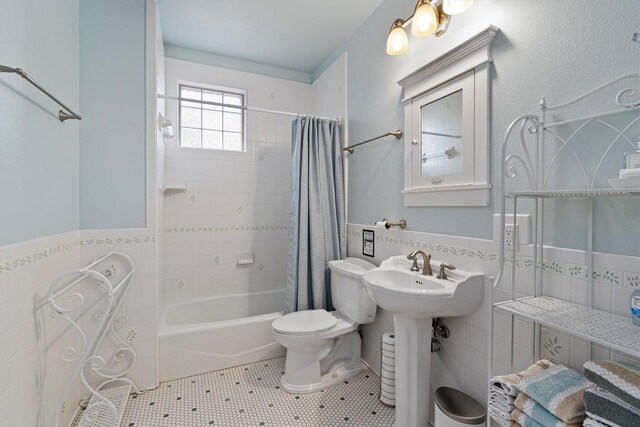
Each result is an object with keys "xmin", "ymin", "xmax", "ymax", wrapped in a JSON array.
[{"xmin": 71, "ymin": 356, "xmax": 394, "ymax": 426}]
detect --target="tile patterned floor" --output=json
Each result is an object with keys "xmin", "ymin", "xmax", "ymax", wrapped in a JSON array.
[{"xmin": 73, "ymin": 357, "xmax": 395, "ymax": 426}]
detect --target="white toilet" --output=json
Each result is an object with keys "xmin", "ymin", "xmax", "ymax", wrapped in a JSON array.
[{"xmin": 272, "ymin": 257, "xmax": 377, "ymax": 394}]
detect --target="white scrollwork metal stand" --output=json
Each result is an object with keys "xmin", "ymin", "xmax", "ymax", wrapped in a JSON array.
[
  {"xmin": 487, "ymin": 74, "xmax": 640, "ymax": 424},
  {"xmin": 494, "ymin": 73, "xmax": 640, "ymax": 295},
  {"xmin": 47, "ymin": 252, "xmax": 145, "ymax": 427}
]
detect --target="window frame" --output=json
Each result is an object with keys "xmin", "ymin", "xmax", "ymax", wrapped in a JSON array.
[{"xmin": 177, "ymin": 81, "xmax": 248, "ymax": 152}]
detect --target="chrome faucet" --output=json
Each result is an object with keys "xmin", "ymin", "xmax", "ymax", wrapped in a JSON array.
[{"xmin": 407, "ymin": 250, "xmax": 433, "ymax": 276}]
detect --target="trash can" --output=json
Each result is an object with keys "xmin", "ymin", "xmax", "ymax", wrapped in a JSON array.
[{"xmin": 434, "ymin": 387, "xmax": 486, "ymax": 427}]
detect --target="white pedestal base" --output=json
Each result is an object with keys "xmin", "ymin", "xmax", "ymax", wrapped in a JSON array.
[{"xmin": 394, "ymin": 314, "xmax": 432, "ymax": 427}]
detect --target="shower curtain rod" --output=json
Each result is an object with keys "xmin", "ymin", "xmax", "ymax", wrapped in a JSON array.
[{"xmin": 158, "ymin": 94, "xmax": 340, "ymax": 122}]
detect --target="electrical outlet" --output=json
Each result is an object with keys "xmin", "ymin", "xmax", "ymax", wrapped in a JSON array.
[
  {"xmin": 504, "ymin": 224, "xmax": 515, "ymax": 250},
  {"xmin": 493, "ymin": 214, "xmax": 531, "ymax": 246}
]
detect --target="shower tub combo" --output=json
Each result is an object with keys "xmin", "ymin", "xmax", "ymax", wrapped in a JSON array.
[{"xmin": 159, "ymin": 289, "xmax": 286, "ymax": 381}]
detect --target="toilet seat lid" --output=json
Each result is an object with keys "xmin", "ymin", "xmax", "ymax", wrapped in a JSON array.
[{"xmin": 272, "ymin": 309, "xmax": 339, "ymax": 335}]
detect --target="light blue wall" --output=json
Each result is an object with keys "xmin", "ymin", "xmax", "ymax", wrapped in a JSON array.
[
  {"xmin": 318, "ymin": 0, "xmax": 640, "ymax": 256},
  {"xmin": 164, "ymin": 45, "xmax": 312, "ymax": 84},
  {"xmin": 0, "ymin": 0, "xmax": 80, "ymax": 246},
  {"xmin": 79, "ymin": 0, "xmax": 146, "ymax": 230}
]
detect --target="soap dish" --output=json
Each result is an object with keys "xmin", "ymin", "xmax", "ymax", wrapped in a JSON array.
[{"xmin": 608, "ymin": 178, "xmax": 640, "ymax": 189}]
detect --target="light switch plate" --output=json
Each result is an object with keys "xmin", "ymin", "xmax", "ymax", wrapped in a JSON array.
[{"xmin": 362, "ymin": 229, "xmax": 375, "ymax": 257}]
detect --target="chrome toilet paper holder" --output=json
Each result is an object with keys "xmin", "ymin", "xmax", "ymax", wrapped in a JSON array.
[{"xmin": 378, "ymin": 219, "xmax": 407, "ymax": 229}]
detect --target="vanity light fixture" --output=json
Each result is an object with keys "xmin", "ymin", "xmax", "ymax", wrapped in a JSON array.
[
  {"xmin": 442, "ymin": 0, "xmax": 474, "ymax": 15},
  {"xmin": 411, "ymin": 0, "xmax": 438, "ymax": 37},
  {"xmin": 386, "ymin": 0, "xmax": 473, "ymax": 55},
  {"xmin": 386, "ymin": 19, "xmax": 409, "ymax": 55}
]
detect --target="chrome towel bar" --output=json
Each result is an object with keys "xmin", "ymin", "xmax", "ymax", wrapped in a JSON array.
[
  {"xmin": 343, "ymin": 130, "xmax": 402, "ymax": 153},
  {"xmin": 0, "ymin": 64, "xmax": 81, "ymax": 122}
]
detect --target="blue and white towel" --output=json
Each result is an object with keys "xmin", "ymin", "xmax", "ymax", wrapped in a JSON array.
[
  {"xmin": 518, "ymin": 364, "xmax": 593, "ymax": 424},
  {"xmin": 515, "ymin": 393, "xmax": 582, "ymax": 427},
  {"xmin": 490, "ymin": 360, "xmax": 555, "ymax": 397},
  {"xmin": 489, "ymin": 360, "xmax": 554, "ymax": 426},
  {"xmin": 511, "ymin": 408, "xmax": 544, "ymax": 427}
]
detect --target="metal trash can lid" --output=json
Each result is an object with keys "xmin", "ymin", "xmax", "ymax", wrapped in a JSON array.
[{"xmin": 435, "ymin": 387, "xmax": 486, "ymax": 425}]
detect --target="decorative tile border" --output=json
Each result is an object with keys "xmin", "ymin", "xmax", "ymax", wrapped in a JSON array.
[
  {"xmin": 0, "ymin": 233, "xmax": 156, "ymax": 277},
  {"xmin": 347, "ymin": 230, "xmax": 491, "ymax": 262},
  {"xmin": 567, "ymin": 263, "xmax": 587, "ymax": 279},
  {"xmin": 164, "ymin": 225, "xmax": 289, "ymax": 233},
  {"xmin": 347, "ymin": 226, "xmax": 638, "ymax": 287},
  {"xmin": 593, "ymin": 268, "xmax": 623, "ymax": 286},
  {"xmin": 0, "ymin": 238, "xmax": 81, "ymax": 276},
  {"xmin": 625, "ymin": 272, "xmax": 640, "ymax": 289},
  {"xmin": 81, "ymin": 235, "xmax": 155, "ymax": 246}
]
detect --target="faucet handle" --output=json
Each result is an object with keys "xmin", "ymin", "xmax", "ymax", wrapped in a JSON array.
[
  {"xmin": 436, "ymin": 263, "xmax": 456, "ymax": 280},
  {"xmin": 409, "ymin": 258, "xmax": 420, "ymax": 272}
]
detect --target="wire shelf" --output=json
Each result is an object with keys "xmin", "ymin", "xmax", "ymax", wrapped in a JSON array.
[
  {"xmin": 506, "ymin": 189, "xmax": 640, "ymax": 198},
  {"xmin": 78, "ymin": 384, "xmax": 131, "ymax": 427},
  {"xmin": 495, "ymin": 296, "xmax": 640, "ymax": 358}
]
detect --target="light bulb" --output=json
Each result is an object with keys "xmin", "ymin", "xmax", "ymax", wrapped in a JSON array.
[
  {"xmin": 442, "ymin": 0, "xmax": 473, "ymax": 15},
  {"xmin": 386, "ymin": 21, "xmax": 409, "ymax": 55},
  {"xmin": 411, "ymin": 1, "xmax": 438, "ymax": 37}
]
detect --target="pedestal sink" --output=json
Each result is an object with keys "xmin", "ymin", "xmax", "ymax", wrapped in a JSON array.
[{"xmin": 362, "ymin": 255, "xmax": 484, "ymax": 427}]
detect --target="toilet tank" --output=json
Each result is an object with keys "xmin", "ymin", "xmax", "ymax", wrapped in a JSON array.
[{"xmin": 328, "ymin": 257, "xmax": 377, "ymax": 324}]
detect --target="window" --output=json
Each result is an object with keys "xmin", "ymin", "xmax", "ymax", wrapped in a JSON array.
[{"xmin": 178, "ymin": 83, "xmax": 246, "ymax": 151}]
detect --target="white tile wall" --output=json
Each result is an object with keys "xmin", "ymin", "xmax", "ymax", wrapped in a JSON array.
[
  {"xmin": 0, "ymin": 229, "xmax": 160, "ymax": 427},
  {"xmin": 0, "ymin": 232, "xmax": 81, "ymax": 427},
  {"xmin": 162, "ymin": 59, "xmax": 313, "ymax": 306},
  {"xmin": 346, "ymin": 223, "xmax": 640, "ymax": 422}
]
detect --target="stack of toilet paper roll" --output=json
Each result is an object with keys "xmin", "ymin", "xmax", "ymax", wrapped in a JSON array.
[{"xmin": 380, "ymin": 332, "xmax": 396, "ymax": 406}]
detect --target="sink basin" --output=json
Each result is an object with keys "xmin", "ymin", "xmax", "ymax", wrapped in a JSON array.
[
  {"xmin": 362, "ymin": 255, "xmax": 484, "ymax": 318},
  {"xmin": 363, "ymin": 255, "xmax": 484, "ymax": 427}
]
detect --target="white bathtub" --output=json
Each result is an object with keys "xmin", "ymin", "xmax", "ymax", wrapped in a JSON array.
[{"xmin": 159, "ymin": 289, "xmax": 286, "ymax": 382}]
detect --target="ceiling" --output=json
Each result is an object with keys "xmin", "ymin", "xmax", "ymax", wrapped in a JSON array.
[{"xmin": 157, "ymin": 0, "xmax": 384, "ymax": 74}]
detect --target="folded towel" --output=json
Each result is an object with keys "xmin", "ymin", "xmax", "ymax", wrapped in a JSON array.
[
  {"xmin": 491, "ymin": 395, "xmax": 515, "ymax": 412},
  {"xmin": 518, "ymin": 364, "xmax": 593, "ymax": 423},
  {"xmin": 584, "ymin": 360, "xmax": 640, "ymax": 409},
  {"xmin": 584, "ymin": 388, "xmax": 640, "ymax": 427},
  {"xmin": 511, "ymin": 408, "xmax": 545, "ymax": 427},
  {"xmin": 490, "ymin": 360, "xmax": 555, "ymax": 397},
  {"xmin": 491, "ymin": 386, "xmax": 516, "ymax": 408},
  {"xmin": 490, "ymin": 402, "xmax": 513, "ymax": 423},
  {"xmin": 489, "ymin": 406, "xmax": 513, "ymax": 427},
  {"xmin": 515, "ymin": 393, "xmax": 583, "ymax": 427},
  {"xmin": 584, "ymin": 418, "xmax": 612, "ymax": 427}
]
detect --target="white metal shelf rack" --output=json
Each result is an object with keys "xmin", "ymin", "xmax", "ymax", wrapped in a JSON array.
[
  {"xmin": 489, "ymin": 74, "xmax": 640, "ymax": 413},
  {"xmin": 494, "ymin": 297, "xmax": 640, "ymax": 357},
  {"xmin": 43, "ymin": 251, "xmax": 145, "ymax": 427}
]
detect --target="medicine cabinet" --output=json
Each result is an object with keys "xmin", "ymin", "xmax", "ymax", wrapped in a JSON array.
[{"xmin": 398, "ymin": 26, "xmax": 498, "ymax": 206}]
